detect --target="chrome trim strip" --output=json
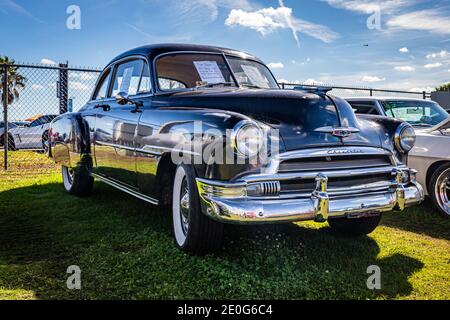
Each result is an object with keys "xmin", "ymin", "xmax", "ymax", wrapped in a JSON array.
[
  {"xmin": 91, "ymin": 173, "xmax": 159, "ymax": 205},
  {"xmin": 96, "ymin": 141, "xmax": 135, "ymax": 152},
  {"xmin": 242, "ymin": 165, "xmax": 399, "ymax": 183}
]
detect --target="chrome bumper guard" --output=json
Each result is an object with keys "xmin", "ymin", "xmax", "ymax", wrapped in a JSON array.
[{"xmin": 196, "ymin": 168, "xmax": 424, "ymax": 224}]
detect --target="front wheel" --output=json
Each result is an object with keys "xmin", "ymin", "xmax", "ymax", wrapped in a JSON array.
[
  {"xmin": 328, "ymin": 215, "xmax": 381, "ymax": 236},
  {"xmin": 62, "ymin": 165, "xmax": 94, "ymax": 197},
  {"xmin": 429, "ymin": 163, "xmax": 450, "ymax": 218},
  {"xmin": 172, "ymin": 164, "xmax": 223, "ymax": 255}
]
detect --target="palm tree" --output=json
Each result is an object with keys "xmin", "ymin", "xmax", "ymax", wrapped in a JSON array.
[{"xmin": 0, "ymin": 56, "xmax": 26, "ymax": 106}]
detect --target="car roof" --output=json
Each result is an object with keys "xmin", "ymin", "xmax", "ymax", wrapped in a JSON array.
[
  {"xmin": 108, "ymin": 43, "xmax": 264, "ymax": 66},
  {"xmin": 344, "ymin": 96, "xmax": 430, "ymax": 102}
]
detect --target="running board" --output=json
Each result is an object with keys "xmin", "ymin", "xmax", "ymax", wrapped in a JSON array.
[{"xmin": 91, "ymin": 173, "xmax": 159, "ymax": 205}]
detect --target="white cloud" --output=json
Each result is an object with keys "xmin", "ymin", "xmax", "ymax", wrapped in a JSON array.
[
  {"xmin": 424, "ymin": 62, "xmax": 442, "ymax": 69},
  {"xmin": 31, "ymin": 84, "xmax": 44, "ymax": 90},
  {"xmin": 409, "ymin": 87, "xmax": 435, "ymax": 93},
  {"xmin": 395, "ymin": 66, "xmax": 415, "ymax": 72},
  {"xmin": 70, "ymin": 81, "xmax": 90, "ymax": 91},
  {"xmin": 173, "ymin": 0, "xmax": 256, "ymax": 23},
  {"xmin": 225, "ymin": 4, "xmax": 339, "ymax": 45},
  {"xmin": 40, "ymin": 58, "xmax": 57, "ymax": 65},
  {"xmin": 303, "ymin": 78, "xmax": 324, "ymax": 85},
  {"xmin": 361, "ymin": 75, "xmax": 385, "ymax": 82},
  {"xmin": 267, "ymin": 62, "xmax": 284, "ymax": 69},
  {"xmin": 321, "ymin": 0, "xmax": 413, "ymax": 14},
  {"xmin": 426, "ymin": 50, "xmax": 449, "ymax": 59},
  {"xmin": 387, "ymin": 9, "xmax": 450, "ymax": 34},
  {"xmin": 399, "ymin": 47, "xmax": 409, "ymax": 53}
]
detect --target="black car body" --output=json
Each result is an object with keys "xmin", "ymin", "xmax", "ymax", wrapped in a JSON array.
[{"xmin": 48, "ymin": 44, "xmax": 424, "ymax": 254}]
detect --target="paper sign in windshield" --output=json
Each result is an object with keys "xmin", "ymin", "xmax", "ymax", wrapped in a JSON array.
[
  {"xmin": 193, "ymin": 61, "xmax": 225, "ymax": 84},
  {"xmin": 119, "ymin": 67, "xmax": 134, "ymax": 93},
  {"xmin": 241, "ymin": 65, "xmax": 269, "ymax": 88}
]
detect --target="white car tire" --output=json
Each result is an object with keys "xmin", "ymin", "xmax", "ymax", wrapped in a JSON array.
[{"xmin": 172, "ymin": 164, "xmax": 223, "ymax": 255}]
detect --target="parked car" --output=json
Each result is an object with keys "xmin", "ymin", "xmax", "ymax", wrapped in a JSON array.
[
  {"xmin": 47, "ymin": 44, "xmax": 424, "ymax": 254},
  {"xmin": 0, "ymin": 121, "xmax": 18, "ymax": 149},
  {"xmin": 346, "ymin": 97, "xmax": 450, "ymax": 217},
  {"xmin": 8, "ymin": 114, "xmax": 58, "ymax": 151}
]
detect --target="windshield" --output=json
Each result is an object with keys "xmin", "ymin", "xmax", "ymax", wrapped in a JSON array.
[
  {"xmin": 381, "ymin": 100, "xmax": 450, "ymax": 127},
  {"xmin": 226, "ymin": 56, "xmax": 278, "ymax": 89},
  {"xmin": 155, "ymin": 53, "xmax": 278, "ymax": 91}
]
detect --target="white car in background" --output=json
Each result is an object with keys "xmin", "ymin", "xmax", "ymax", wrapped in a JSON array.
[
  {"xmin": 346, "ymin": 97, "xmax": 450, "ymax": 217},
  {"xmin": 8, "ymin": 114, "xmax": 58, "ymax": 151}
]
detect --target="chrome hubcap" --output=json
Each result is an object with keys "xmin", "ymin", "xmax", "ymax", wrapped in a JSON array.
[
  {"xmin": 67, "ymin": 168, "xmax": 75, "ymax": 185},
  {"xmin": 179, "ymin": 179, "xmax": 190, "ymax": 235},
  {"xmin": 436, "ymin": 169, "xmax": 450, "ymax": 215}
]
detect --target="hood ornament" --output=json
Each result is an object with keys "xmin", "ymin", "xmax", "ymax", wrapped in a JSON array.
[{"xmin": 315, "ymin": 126, "xmax": 360, "ymax": 138}]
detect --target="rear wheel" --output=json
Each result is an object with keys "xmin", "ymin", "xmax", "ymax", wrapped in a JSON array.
[
  {"xmin": 62, "ymin": 165, "xmax": 94, "ymax": 197},
  {"xmin": 42, "ymin": 130, "xmax": 49, "ymax": 153},
  {"xmin": 328, "ymin": 215, "xmax": 382, "ymax": 236},
  {"xmin": 172, "ymin": 164, "xmax": 223, "ymax": 255},
  {"xmin": 429, "ymin": 163, "xmax": 450, "ymax": 218}
]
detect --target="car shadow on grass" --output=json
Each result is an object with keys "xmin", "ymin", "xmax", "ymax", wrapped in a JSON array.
[
  {"xmin": 0, "ymin": 181, "xmax": 424, "ymax": 300},
  {"xmin": 380, "ymin": 201, "xmax": 450, "ymax": 241}
]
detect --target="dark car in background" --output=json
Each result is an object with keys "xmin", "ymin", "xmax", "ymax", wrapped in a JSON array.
[{"xmin": 47, "ymin": 44, "xmax": 424, "ymax": 254}]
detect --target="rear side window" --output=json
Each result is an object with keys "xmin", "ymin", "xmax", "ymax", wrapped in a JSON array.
[
  {"xmin": 111, "ymin": 59, "xmax": 149, "ymax": 97},
  {"xmin": 348, "ymin": 101, "xmax": 379, "ymax": 115},
  {"xmin": 93, "ymin": 68, "xmax": 111, "ymax": 100}
]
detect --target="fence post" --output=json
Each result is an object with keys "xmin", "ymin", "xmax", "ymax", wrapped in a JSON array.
[
  {"xmin": 2, "ymin": 65, "xmax": 8, "ymax": 170},
  {"xmin": 58, "ymin": 62, "xmax": 69, "ymax": 114},
  {"xmin": 370, "ymin": 89, "xmax": 373, "ymax": 97},
  {"xmin": 423, "ymin": 91, "xmax": 426, "ymax": 100}
]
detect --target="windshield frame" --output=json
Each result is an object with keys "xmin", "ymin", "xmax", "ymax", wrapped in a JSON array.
[
  {"xmin": 381, "ymin": 99, "xmax": 450, "ymax": 127},
  {"xmin": 153, "ymin": 51, "xmax": 279, "ymax": 93}
]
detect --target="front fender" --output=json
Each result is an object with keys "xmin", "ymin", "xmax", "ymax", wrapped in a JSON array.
[{"xmin": 49, "ymin": 113, "xmax": 91, "ymax": 168}]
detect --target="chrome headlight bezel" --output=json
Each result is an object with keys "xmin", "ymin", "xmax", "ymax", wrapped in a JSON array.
[
  {"xmin": 231, "ymin": 120, "xmax": 265, "ymax": 157},
  {"xmin": 395, "ymin": 123, "xmax": 416, "ymax": 154}
]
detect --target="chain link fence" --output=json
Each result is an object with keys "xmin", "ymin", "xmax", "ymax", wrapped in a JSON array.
[
  {"xmin": 1, "ymin": 63, "xmax": 101, "ymax": 172},
  {"xmin": 1, "ymin": 63, "xmax": 431, "ymax": 172}
]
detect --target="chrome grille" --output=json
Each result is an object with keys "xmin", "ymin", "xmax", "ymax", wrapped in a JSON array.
[{"xmin": 278, "ymin": 154, "xmax": 392, "ymax": 172}]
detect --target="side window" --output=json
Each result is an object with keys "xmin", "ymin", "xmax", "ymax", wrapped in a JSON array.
[
  {"xmin": 111, "ymin": 59, "xmax": 145, "ymax": 97},
  {"xmin": 93, "ymin": 69, "xmax": 111, "ymax": 100},
  {"xmin": 348, "ymin": 101, "xmax": 379, "ymax": 115}
]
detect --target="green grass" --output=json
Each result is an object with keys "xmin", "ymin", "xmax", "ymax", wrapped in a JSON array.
[{"xmin": 0, "ymin": 152, "xmax": 449, "ymax": 300}]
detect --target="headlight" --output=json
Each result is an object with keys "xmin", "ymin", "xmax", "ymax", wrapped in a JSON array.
[
  {"xmin": 395, "ymin": 123, "xmax": 416, "ymax": 154},
  {"xmin": 231, "ymin": 120, "xmax": 264, "ymax": 157}
]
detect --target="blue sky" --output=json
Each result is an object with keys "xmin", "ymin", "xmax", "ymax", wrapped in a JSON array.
[{"xmin": 1, "ymin": 0, "xmax": 450, "ymax": 93}]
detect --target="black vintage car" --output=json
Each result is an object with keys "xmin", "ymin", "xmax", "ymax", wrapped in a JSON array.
[{"xmin": 48, "ymin": 44, "xmax": 424, "ymax": 254}]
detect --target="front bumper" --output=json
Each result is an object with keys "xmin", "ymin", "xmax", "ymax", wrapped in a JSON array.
[{"xmin": 196, "ymin": 169, "xmax": 424, "ymax": 224}]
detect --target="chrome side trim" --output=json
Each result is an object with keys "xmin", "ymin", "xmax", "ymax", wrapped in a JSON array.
[{"xmin": 91, "ymin": 173, "xmax": 159, "ymax": 205}]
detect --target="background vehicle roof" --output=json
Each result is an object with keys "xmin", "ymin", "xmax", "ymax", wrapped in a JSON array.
[{"xmin": 108, "ymin": 43, "xmax": 264, "ymax": 66}]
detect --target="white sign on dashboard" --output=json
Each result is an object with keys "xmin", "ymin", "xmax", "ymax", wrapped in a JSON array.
[{"xmin": 193, "ymin": 61, "xmax": 225, "ymax": 84}]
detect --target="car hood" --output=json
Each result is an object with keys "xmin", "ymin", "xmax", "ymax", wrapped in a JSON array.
[{"xmin": 153, "ymin": 88, "xmax": 384, "ymax": 151}]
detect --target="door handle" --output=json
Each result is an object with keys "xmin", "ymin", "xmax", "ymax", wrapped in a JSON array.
[
  {"xmin": 130, "ymin": 101, "xmax": 143, "ymax": 113},
  {"xmin": 94, "ymin": 104, "xmax": 111, "ymax": 112}
]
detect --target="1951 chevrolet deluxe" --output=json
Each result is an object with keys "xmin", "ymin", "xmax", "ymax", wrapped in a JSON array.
[{"xmin": 47, "ymin": 44, "xmax": 424, "ymax": 254}]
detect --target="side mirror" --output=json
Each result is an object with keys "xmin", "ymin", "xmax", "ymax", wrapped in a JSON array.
[{"xmin": 115, "ymin": 92, "xmax": 131, "ymax": 106}]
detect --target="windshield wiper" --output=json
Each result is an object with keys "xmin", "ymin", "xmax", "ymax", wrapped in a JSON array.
[
  {"xmin": 195, "ymin": 82, "xmax": 235, "ymax": 89},
  {"xmin": 241, "ymin": 84, "xmax": 263, "ymax": 89}
]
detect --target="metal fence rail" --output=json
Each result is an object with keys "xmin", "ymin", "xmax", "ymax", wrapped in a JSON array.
[
  {"xmin": 279, "ymin": 82, "xmax": 431, "ymax": 100},
  {"xmin": 1, "ymin": 63, "xmax": 432, "ymax": 171},
  {"xmin": 1, "ymin": 63, "xmax": 101, "ymax": 171}
]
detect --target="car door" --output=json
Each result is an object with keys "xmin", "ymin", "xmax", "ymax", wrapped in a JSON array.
[{"xmin": 94, "ymin": 57, "xmax": 150, "ymax": 189}]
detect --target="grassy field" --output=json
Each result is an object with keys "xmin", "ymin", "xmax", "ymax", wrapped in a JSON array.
[{"xmin": 0, "ymin": 152, "xmax": 449, "ymax": 300}]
